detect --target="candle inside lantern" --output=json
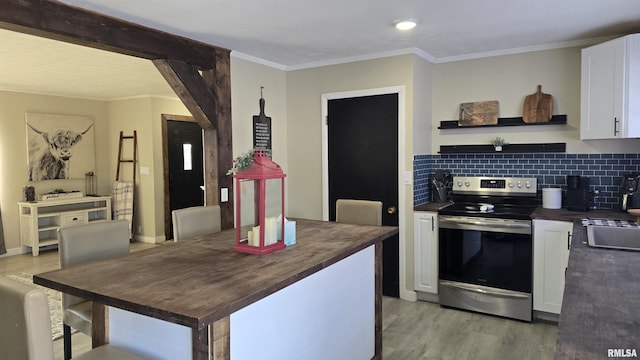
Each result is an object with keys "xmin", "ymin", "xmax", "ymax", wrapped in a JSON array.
[
  {"xmin": 247, "ymin": 230, "xmax": 254, "ymax": 246},
  {"xmin": 251, "ymin": 225, "xmax": 260, "ymax": 246}
]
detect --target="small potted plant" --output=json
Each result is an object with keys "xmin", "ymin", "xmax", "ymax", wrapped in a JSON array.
[{"xmin": 491, "ymin": 137, "xmax": 507, "ymax": 151}]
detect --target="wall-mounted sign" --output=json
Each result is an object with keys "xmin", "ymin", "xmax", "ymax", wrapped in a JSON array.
[{"xmin": 253, "ymin": 91, "xmax": 272, "ymax": 150}]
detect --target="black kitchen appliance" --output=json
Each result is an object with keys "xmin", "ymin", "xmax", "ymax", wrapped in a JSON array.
[
  {"xmin": 438, "ymin": 176, "xmax": 537, "ymax": 322},
  {"xmin": 566, "ymin": 175, "xmax": 590, "ymax": 211},
  {"xmin": 621, "ymin": 173, "xmax": 640, "ymax": 210}
]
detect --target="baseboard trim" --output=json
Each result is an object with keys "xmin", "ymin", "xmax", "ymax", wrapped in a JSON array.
[
  {"xmin": 0, "ymin": 247, "xmax": 26, "ymax": 257},
  {"xmin": 134, "ymin": 234, "xmax": 167, "ymax": 244},
  {"xmin": 401, "ymin": 289, "xmax": 418, "ymax": 302}
]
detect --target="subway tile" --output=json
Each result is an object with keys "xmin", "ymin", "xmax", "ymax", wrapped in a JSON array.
[{"xmin": 414, "ymin": 153, "xmax": 640, "ymax": 209}]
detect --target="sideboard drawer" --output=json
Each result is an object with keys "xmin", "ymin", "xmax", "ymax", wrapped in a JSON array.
[{"xmin": 61, "ymin": 213, "xmax": 86, "ymax": 226}]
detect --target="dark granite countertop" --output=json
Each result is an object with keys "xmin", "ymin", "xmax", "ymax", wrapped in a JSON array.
[
  {"xmin": 414, "ymin": 202, "xmax": 452, "ymax": 212},
  {"xmin": 554, "ymin": 219, "xmax": 640, "ymax": 360},
  {"xmin": 532, "ymin": 207, "xmax": 635, "ymax": 222}
]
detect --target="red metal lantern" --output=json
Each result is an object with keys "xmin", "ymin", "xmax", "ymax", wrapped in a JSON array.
[{"xmin": 234, "ymin": 150, "xmax": 286, "ymax": 255}]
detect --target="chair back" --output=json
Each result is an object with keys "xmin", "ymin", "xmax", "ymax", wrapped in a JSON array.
[
  {"xmin": 0, "ymin": 276, "xmax": 55, "ymax": 360},
  {"xmin": 335, "ymin": 199, "xmax": 383, "ymax": 226},
  {"xmin": 172, "ymin": 205, "xmax": 222, "ymax": 241},
  {"xmin": 58, "ymin": 220, "xmax": 131, "ymax": 308}
]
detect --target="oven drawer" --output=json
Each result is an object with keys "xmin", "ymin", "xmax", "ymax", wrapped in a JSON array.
[{"xmin": 439, "ymin": 280, "xmax": 532, "ymax": 322}]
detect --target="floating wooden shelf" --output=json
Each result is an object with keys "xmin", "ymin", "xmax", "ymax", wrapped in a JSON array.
[
  {"xmin": 439, "ymin": 143, "xmax": 566, "ymax": 154},
  {"xmin": 438, "ymin": 114, "xmax": 567, "ymax": 129}
]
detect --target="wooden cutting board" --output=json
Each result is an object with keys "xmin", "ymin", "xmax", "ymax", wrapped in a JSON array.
[
  {"xmin": 523, "ymin": 85, "xmax": 553, "ymax": 123},
  {"xmin": 458, "ymin": 100, "xmax": 499, "ymax": 126}
]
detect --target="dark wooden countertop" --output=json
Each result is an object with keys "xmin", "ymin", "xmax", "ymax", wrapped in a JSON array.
[
  {"xmin": 554, "ymin": 219, "xmax": 640, "ymax": 360},
  {"xmin": 34, "ymin": 219, "xmax": 398, "ymax": 330}
]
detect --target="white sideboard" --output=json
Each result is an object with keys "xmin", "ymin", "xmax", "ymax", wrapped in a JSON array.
[{"xmin": 18, "ymin": 196, "xmax": 112, "ymax": 256}]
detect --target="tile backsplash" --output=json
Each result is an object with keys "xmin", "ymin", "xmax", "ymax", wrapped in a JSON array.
[{"xmin": 414, "ymin": 153, "xmax": 640, "ymax": 210}]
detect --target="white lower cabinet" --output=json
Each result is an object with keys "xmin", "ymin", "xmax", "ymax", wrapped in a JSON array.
[
  {"xmin": 533, "ymin": 219, "xmax": 572, "ymax": 314},
  {"xmin": 414, "ymin": 211, "xmax": 438, "ymax": 294}
]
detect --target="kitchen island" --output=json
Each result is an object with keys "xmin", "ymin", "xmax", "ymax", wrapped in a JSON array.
[{"xmin": 34, "ymin": 219, "xmax": 398, "ymax": 360}]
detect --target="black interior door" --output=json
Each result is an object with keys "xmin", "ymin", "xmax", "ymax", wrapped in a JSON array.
[
  {"xmin": 328, "ymin": 93, "xmax": 400, "ymax": 297},
  {"xmin": 167, "ymin": 120, "xmax": 204, "ymax": 238}
]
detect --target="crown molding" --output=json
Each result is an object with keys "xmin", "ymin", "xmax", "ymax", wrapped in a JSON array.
[
  {"xmin": 433, "ymin": 36, "xmax": 617, "ymax": 63},
  {"xmin": 224, "ymin": 36, "xmax": 619, "ymax": 70},
  {"xmin": 230, "ymin": 51, "xmax": 287, "ymax": 71},
  {"xmin": 285, "ymin": 48, "xmax": 436, "ymax": 71}
]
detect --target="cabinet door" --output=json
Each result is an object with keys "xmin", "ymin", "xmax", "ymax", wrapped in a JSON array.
[
  {"xmin": 581, "ymin": 37, "xmax": 625, "ymax": 139},
  {"xmin": 533, "ymin": 220, "xmax": 572, "ymax": 314},
  {"xmin": 414, "ymin": 212, "xmax": 438, "ymax": 294}
]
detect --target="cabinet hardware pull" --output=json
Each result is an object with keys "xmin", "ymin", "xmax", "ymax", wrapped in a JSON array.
[
  {"xmin": 614, "ymin": 117, "xmax": 619, "ymax": 136},
  {"xmin": 567, "ymin": 232, "xmax": 572, "ymax": 250},
  {"xmin": 431, "ymin": 216, "xmax": 434, "ymax": 232}
]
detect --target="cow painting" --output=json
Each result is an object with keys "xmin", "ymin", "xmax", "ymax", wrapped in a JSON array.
[{"xmin": 26, "ymin": 113, "xmax": 96, "ymax": 182}]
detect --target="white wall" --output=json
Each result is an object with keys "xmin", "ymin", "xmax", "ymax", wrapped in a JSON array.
[
  {"xmin": 108, "ymin": 96, "xmax": 190, "ymax": 242},
  {"xmin": 285, "ymin": 54, "xmax": 419, "ymax": 300},
  {"xmin": 413, "ymin": 57, "xmax": 433, "ymax": 155},
  {"xmin": 0, "ymin": 91, "xmax": 109, "ymax": 253},
  {"xmin": 286, "ymin": 55, "xmax": 415, "ymax": 220},
  {"xmin": 432, "ymin": 46, "xmax": 640, "ymax": 154},
  {"xmin": 230, "ymin": 57, "xmax": 288, "ymax": 213}
]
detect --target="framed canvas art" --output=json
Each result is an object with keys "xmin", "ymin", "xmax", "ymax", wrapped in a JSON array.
[{"xmin": 26, "ymin": 113, "xmax": 95, "ymax": 181}]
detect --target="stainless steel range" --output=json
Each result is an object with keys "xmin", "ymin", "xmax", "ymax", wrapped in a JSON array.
[{"xmin": 438, "ymin": 176, "xmax": 537, "ymax": 322}]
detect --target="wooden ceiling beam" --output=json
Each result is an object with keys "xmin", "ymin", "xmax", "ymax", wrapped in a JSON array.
[
  {"xmin": 0, "ymin": 0, "xmax": 235, "ymax": 230},
  {"xmin": 0, "ymin": 0, "xmax": 226, "ymax": 69},
  {"xmin": 153, "ymin": 59, "xmax": 218, "ymax": 130}
]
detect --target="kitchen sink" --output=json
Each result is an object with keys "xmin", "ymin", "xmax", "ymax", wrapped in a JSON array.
[{"xmin": 586, "ymin": 225, "xmax": 640, "ymax": 251}]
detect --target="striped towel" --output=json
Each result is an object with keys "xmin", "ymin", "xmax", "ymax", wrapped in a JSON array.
[
  {"xmin": 581, "ymin": 218, "xmax": 639, "ymax": 228},
  {"xmin": 112, "ymin": 181, "xmax": 134, "ymax": 237}
]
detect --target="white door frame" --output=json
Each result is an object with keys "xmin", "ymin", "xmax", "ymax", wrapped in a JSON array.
[{"xmin": 321, "ymin": 86, "xmax": 415, "ymax": 301}]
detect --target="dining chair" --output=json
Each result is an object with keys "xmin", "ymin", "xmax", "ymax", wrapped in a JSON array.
[
  {"xmin": 171, "ymin": 205, "xmax": 222, "ymax": 241},
  {"xmin": 0, "ymin": 276, "xmax": 150, "ymax": 360},
  {"xmin": 58, "ymin": 220, "xmax": 131, "ymax": 360},
  {"xmin": 335, "ymin": 199, "xmax": 383, "ymax": 226}
]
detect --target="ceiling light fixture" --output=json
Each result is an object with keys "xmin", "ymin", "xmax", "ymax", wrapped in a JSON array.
[{"xmin": 394, "ymin": 19, "xmax": 418, "ymax": 31}]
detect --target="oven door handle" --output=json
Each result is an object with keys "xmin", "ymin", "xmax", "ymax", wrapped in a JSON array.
[
  {"xmin": 439, "ymin": 281, "xmax": 530, "ymax": 299},
  {"xmin": 439, "ymin": 217, "xmax": 530, "ymax": 228}
]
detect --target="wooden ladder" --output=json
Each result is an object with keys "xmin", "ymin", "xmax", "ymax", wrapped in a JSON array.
[{"xmin": 116, "ymin": 130, "xmax": 137, "ymax": 183}]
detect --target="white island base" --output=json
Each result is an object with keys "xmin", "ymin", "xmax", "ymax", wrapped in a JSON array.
[{"xmin": 108, "ymin": 245, "xmax": 375, "ymax": 359}]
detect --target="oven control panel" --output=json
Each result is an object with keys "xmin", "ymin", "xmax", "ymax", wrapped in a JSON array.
[{"xmin": 453, "ymin": 176, "xmax": 537, "ymax": 195}]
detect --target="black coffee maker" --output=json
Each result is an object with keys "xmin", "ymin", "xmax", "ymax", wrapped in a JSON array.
[
  {"xmin": 566, "ymin": 175, "xmax": 590, "ymax": 211},
  {"xmin": 621, "ymin": 173, "xmax": 640, "ymax": 210}
]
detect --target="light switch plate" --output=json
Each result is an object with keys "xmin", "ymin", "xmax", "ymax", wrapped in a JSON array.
[
  {"xmin": 404, "ymin": 171, "xmax": 412, "ymax": 185},
  {"xmin": 140, "ymin": 167, "xmax": 150, "ymax": 175},
  {"xmin": 221, "ymin": 188, "xmax": 229, "ymax": 202}
]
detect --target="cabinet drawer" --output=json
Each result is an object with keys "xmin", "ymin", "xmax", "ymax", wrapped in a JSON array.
[{"xmin": 61, "ymin": 213, "xmax": 86, "ymax": 226}]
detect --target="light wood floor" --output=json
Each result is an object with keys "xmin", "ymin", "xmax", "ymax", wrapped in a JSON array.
[{"xmin": 1, "ymin": 244, "xmax": 557, "ymax": 360}]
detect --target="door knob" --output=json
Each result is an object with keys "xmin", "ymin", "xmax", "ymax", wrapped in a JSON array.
[{"xmin": 387, "ymin": 206, "xmax": 397, "ymax": 214}]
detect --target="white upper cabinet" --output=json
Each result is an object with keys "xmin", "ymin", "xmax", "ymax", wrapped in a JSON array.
[{"xmin": 581, "ymin": 34, "xmax": 640, "ymax": 139}]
